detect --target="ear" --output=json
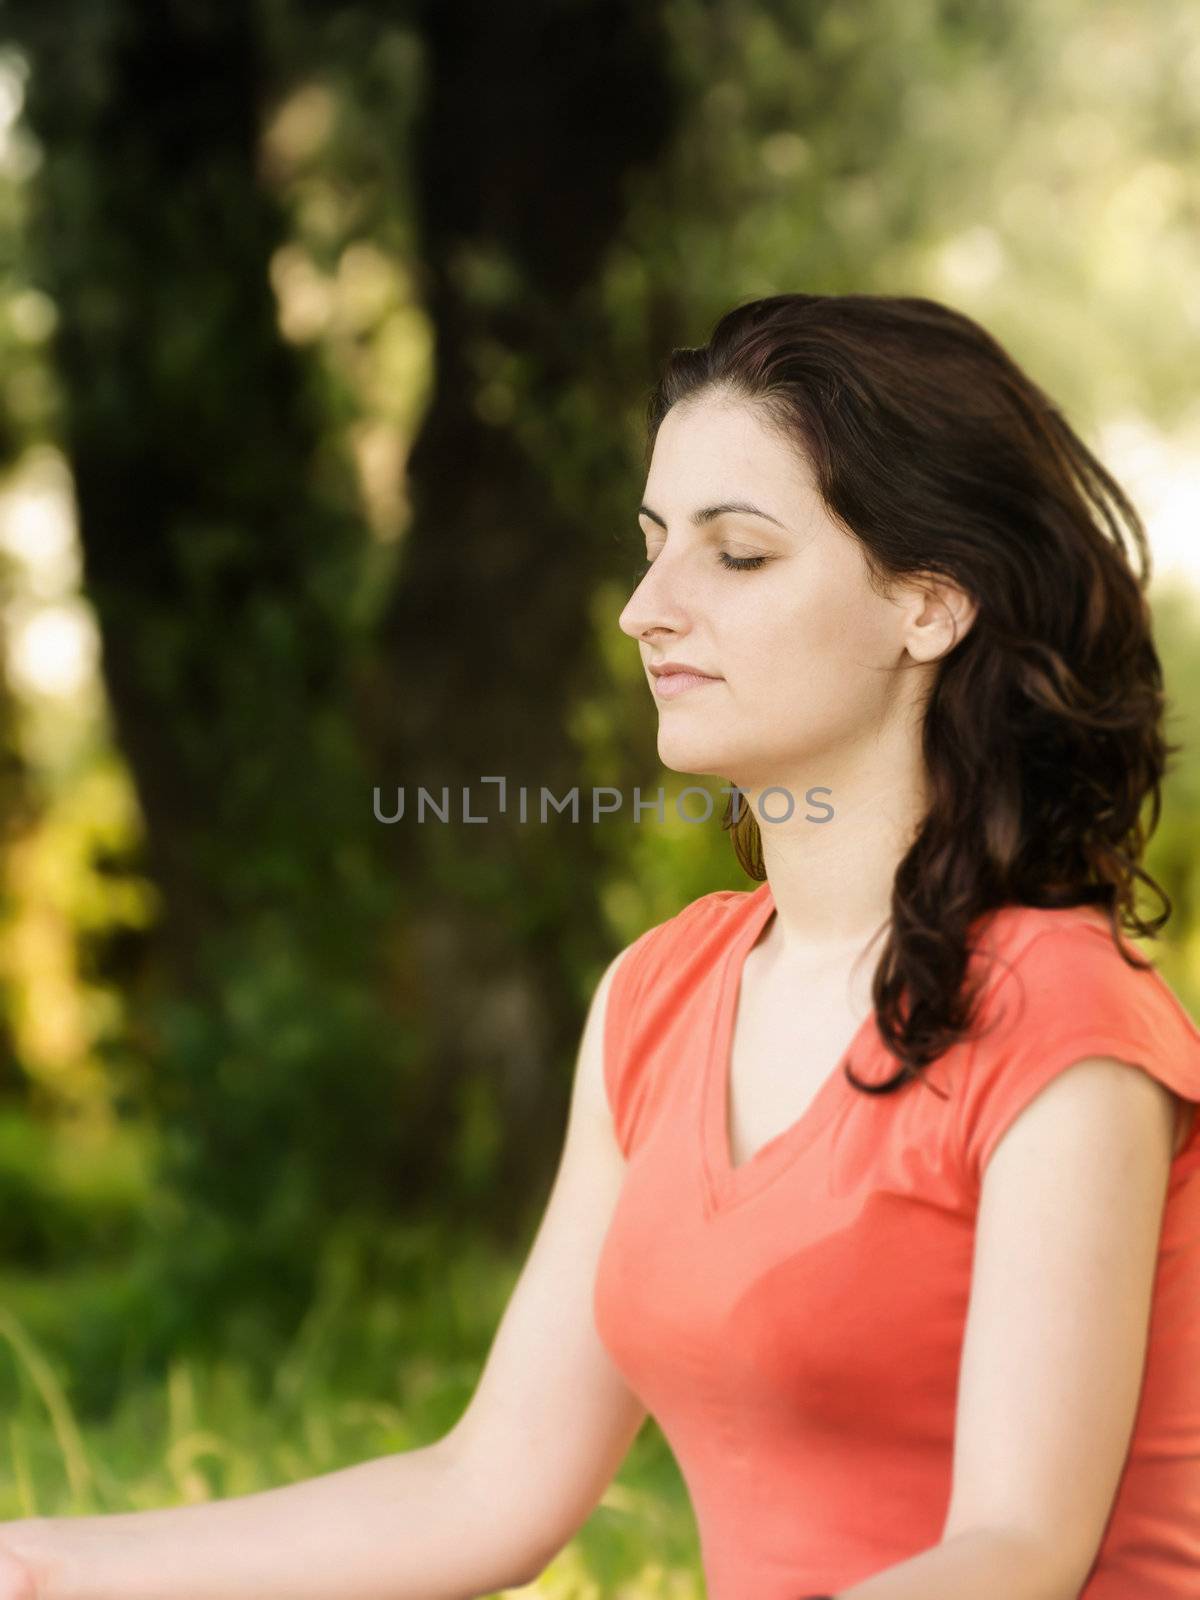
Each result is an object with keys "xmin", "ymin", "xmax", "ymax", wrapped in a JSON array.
[{"xmin": 901, "ymin": 574, "xmax": 977, "ymax": 663}]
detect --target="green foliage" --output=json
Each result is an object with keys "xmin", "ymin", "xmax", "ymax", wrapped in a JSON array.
[
  {"xmin": 0, "ymin": 1111, "xmax": 148, "ymax": 1269},
  {"xmin": 0, "ymin": 1219, "xmax": 702, "ymax": 1596}
]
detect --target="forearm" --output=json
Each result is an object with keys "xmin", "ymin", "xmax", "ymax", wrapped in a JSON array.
[
  {"xmin": 5, "ymin": 1439, "xmax": 543, "ymax": 1600},
  {"xmin": 827, "ymin": 1527, "xmax": 1078, "ymax": 1600}
]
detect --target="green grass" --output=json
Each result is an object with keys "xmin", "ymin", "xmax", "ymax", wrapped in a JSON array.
[{"xmin": 0, "ymin": 1215, "xmax": 702, "ymax": 1598}]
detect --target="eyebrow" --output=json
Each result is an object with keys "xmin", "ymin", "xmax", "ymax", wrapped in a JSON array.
[{"xmin": 638, "ymin": 499, "xmax": 789, "ymax": 531}]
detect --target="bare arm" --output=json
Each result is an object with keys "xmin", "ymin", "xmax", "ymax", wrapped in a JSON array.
[
  {"xmin": 1, "ymin": 944, "xmax": 646, "ymax": 1600},
  {"xmin": 830, "ymin": 1053, "xmax": 1179, "ymax": 1600},
  {"xmin": 7, "ymin": 1448, "xmax": 519, "ymax": 1600}
]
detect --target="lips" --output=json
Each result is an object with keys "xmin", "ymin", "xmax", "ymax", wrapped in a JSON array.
[
  {"xmin": 648, "ymin": 663, "xmax": 721, "ymax": 680},
  {"xmin": 653, "ymin": 669, "xmax": 723, "ymax": 700}
]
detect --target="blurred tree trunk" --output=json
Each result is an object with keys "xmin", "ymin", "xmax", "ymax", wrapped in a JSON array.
[
  {"xmin": 11, "ymin": 2, "xmax": 359, "ymax": 978},
  {"xmin": 361, "ymin": 0, "xmax": 682, "ymax": 1230},
  {"xmin": 7, "ymin": 0, "xmax": 411, "ymax": 1349}
]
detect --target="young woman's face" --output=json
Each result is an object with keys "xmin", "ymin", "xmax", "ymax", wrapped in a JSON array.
[{"xmin": 618, "ymin": 390, "xmax": 932, "ymax": 802}]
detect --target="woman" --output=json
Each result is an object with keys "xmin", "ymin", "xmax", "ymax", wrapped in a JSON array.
[{"xmin": 3, "ymin": 292, "xmax": 1199, "ymax": 1599}]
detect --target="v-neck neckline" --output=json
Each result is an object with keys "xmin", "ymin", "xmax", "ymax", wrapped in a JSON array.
[{"xmin": 699, "ymin": 881, "xmax": 878, "ymax": 1218}]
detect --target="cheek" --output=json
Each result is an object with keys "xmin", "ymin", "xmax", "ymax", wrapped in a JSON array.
[
  {"xmin": 731, "ymin": 600, "xmax": 897, "ymax": 730},
  {"xmin": 739, "ymin": 597, "xmax": 861, "ymax": 685}
]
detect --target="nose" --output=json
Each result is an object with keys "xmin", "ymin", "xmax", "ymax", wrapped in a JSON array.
[{"xmin": 618, "ymin": 554, "xmax": 693, "ymax": 643}]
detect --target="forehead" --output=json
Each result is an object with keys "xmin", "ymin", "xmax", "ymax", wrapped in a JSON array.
[
  {"xmin": 649, "ymin": 396, "xmax": 819, "ymax": 496},
  {"xmin": 644, "ymin": 393, "xmax": 814, "ymax": 509}
]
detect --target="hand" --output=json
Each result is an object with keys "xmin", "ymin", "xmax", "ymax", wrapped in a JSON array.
[{"xmin": 0, "ymin": 1529, "xmax": 45, "ymax": 1600}]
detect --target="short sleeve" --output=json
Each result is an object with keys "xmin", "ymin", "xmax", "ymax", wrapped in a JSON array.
[
  {"xmin": 956, "ymin": 920, "xmax": 1200, "ymax": 1193},
  {"xmin": 603, "ymin": 923, "xmax": 667, "ymax": 1158},
  {"xmin": 603, "ymin": 890, "xmax": 743, "ymax": 1158}
]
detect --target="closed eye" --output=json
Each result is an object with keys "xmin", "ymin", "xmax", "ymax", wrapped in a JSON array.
[{"xmin": 634, "ymin": 551, "xmax": 768, "ymax": 581}]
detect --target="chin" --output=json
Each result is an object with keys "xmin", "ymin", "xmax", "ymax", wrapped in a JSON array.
[{"xmin": 656, "ymin": 734, "xmax": 738, "ymax": 781}]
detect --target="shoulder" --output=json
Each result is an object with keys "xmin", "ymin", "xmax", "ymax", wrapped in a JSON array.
[
  {"xmin": 955, "ymin": 903, "xmax": 1200, "ymax": 1191},
  {"xmin": 607, "ymin": 887, "xmax": 754, "ymax": 1003},
  {"xmin": 973, "ymin": 899, "xmax": 1126, "ymax": 966},
  {"xmin": 973, "ymin": 903, "xmax": 1199, "ymax": 1043},
  {"xmin": 602, "ymin": 887, "xmax": 758, "ymax": 1158}
]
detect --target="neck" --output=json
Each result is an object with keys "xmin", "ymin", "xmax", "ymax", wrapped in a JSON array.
[{"xmin": 735, "ymin": 747, "xmax": 929, "ymax": 958}]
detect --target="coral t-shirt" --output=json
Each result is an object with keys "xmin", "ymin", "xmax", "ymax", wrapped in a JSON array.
[{"xmin": 592, "ymin": 882, "xmax": 1200, "ymax": 1599}]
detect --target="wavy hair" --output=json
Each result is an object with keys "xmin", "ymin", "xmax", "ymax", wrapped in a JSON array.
[{"xmin": 644, "ymin": 292, "xmax": 1183, "ymax": 1097}]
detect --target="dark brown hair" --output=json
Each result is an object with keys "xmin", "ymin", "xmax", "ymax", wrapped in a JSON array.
[{"xmin": 645, "ymin": 292, "xmax": 1183, "ymax": 1098}]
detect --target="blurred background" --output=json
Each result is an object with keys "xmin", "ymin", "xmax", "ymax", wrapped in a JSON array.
[{"xmin": 0, "ymin": 1, "xmax": 1197, "ymax": 1594}]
